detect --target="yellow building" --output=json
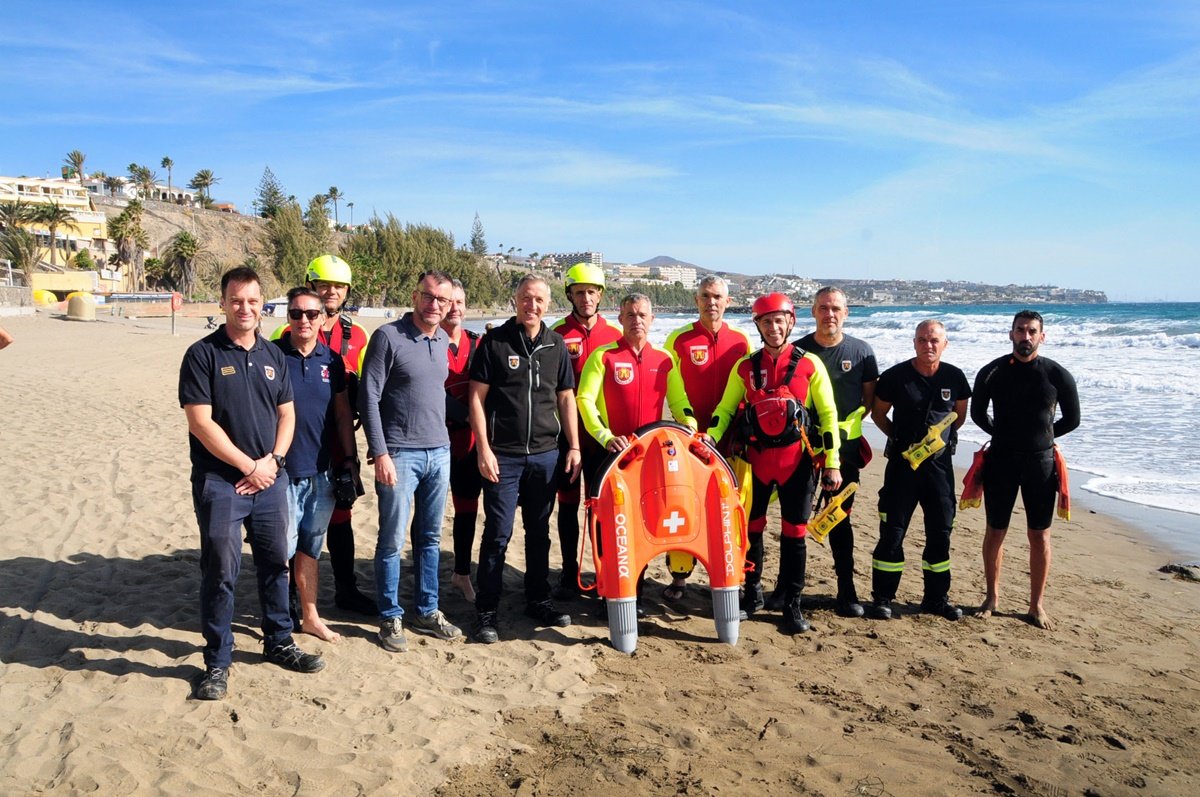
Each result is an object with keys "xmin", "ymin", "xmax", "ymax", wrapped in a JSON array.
[{"xmin": 0, "ymin": 175, "xmax": 111, "ymax": 266}]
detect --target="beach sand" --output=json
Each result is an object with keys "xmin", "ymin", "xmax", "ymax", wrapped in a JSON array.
[{"xmin": 1, "ymin": 310, "xmax": 1197, "ymax": 796}]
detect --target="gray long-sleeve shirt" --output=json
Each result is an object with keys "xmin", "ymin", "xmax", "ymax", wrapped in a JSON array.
[{"xmin": 359, "ymin": 313, "xmax": 450, "ymax": 456}]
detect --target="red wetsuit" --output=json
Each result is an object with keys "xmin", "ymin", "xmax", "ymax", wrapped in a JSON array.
[
  {"xmin": 577, "ymin": 338, "xmax": 691, "ymax": 445},
  {"xmin": 664, "ymin": 320, "xmax": 751, "ymax": 431}
]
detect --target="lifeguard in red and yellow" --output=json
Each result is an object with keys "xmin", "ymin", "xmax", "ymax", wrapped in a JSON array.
[
  {"xmin": 577, "ymin": 293, "xmax": 694, "ymax": 607},
  {"xmin": 661, "ymin": 276, "xmax": 751, "ymax": 599},
  {"xmin": 708, "ymin": 293, "xmax": 842, "ymax": 634},
  {"xmin": 551, "ymin": 263, "xmax": 622, "ymax": 597}
]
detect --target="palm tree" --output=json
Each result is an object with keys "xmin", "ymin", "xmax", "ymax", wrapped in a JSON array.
[
  {"xmin": 162, "ymin": 230, "xmax": 207, "ymax": 298},
  {"xmin": 0, "ymin": 200, "xmax": 32, "ymax": 232},
  {"xmin": 64, "ymin": 150, "xmax": 86, "ymax": 185},
  {"xmin": 188, "ymin": 169, "xmax": 219, "ymax": 204},
  {"xmin": 103, "ymin": 175, "xmax": 126, "ymax": 197},
  {"xmin": 327, "ymin": 186, "xmax": 344, "ymax": 225},
  {"xmin": 347, "ymin": 201, "xmax": 354, "ymax": 227},
  {"xmin": 161, "ymin": 156, "xmax": 174, "ymax": 200},
  {"xmin": 109, "ymin": 200, "xmax": 149, "ymax": 289},
  {"xmin": 127, "ymin": 164, "xmax": 158, "ymax": 199},
  {"xmin": 1, "ymin": 227, "xmax": 40, "ymax": 285},
  {"xmin": 33, "ymin": 201, "xmax": 76, "ymax": 266}
]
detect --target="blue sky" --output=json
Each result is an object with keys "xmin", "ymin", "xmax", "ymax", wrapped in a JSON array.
[{"xmin": 3, "ymin": 1, "xmax": 1198, "ymax": 300}]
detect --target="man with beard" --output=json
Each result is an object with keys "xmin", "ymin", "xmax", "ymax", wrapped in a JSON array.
[{"xmin": 971, "ymin": 310, "xmax": 1080, "ymax": 630}]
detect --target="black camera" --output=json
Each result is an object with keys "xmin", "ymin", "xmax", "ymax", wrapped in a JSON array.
[{"xmin": 332, "ymin": 468, "xmax": 358, "ymax": 506}]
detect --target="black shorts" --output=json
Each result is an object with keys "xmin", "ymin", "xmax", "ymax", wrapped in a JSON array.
[{"xmin": 982, "ymin": 448, "xmax": 1057, "ymax": 530}]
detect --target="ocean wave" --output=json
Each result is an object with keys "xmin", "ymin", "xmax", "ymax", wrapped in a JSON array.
[{"xmin": 1080, "ymin": 476, "xmax": 1200, "ymax": 516}]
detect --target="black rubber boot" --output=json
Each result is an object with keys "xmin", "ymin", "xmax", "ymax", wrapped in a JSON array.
[
  {"xmin": 554, "ymin": 505, "xmax": 582, "ymax": 599},
  {"xmin": 327, "ymin": 518, "xmax": 377, "ymax": 614},
  {"xmin": 780, "ymin": 536, "xmax": 810, "ymax": 634}
]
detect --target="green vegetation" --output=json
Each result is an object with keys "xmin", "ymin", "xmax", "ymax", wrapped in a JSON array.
[
  {"xmin": 64, "ymin": 150, "xmax": 86, "ymax": 185},
  {"xmin": 108, "ymin": 200, "xmax": 149, "ymax": 289},
  {"xmin": 470, "ymin": 213, "xmax": 487, "ymax": 256},
  {"xmin": 161, "ymin": 230, "xmax": 212, "ymax": 299},
  {"xmin": 161, "ymin": 156, "xmax": 174, "ymax": 197},
  {"xmin": 33, "ymin": 201, "xmax": 75, "ymax": 267},
  {"xmin": 254, "ymin": 166, "xmax": 288, "ymax": 218},
  {"xmin": 188, "ymin": 169, "xmax": 219, "ymax": 206}
]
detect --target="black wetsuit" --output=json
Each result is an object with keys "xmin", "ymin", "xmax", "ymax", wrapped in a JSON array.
[{"xmin": 971, "ymin": 354, "xmax": 1080, "ymax": 529}]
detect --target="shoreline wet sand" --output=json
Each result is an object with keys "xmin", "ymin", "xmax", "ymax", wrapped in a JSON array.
[{"xmin": 0, "ymin": 311, "xmax": 1197, "ymax": 796}]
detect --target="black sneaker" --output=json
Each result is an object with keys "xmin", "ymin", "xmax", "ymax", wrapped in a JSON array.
[
  {"xmin": 195, "ymin": 666, "xmax": 228, "ymax": 700},
  {"xmin": 866, "ymin": 600, "xmax": 894, "ymax": 620},
  {"xmin": 473, "ymin": 611, "xmax": 499, "ymax": 644},
  {"xmin": 783, "ymin": 600, "xmax": 811, "ymax": 634},
  {"xmin": 526, "ymin": 600, "xmax": 572, "ymax": 628},
  {"xmin": 263, "ymin": 640, "xmax": 326, "ymax": 673},
  {"xmin": 335, "ymin": 587, "xmax": 378, "ymax": 616},
  {"xmin": 836, "ymin": 598, "xmax": 865, "ymax": 618},
  {"xmin": 921, "ymin": 599, "xmax": 962, "ymax": 621}
]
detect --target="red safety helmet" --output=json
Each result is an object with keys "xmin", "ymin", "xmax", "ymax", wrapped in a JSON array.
[{"xmin": 751, "ymin": 292, "xmax": 795, "ymax": 320}]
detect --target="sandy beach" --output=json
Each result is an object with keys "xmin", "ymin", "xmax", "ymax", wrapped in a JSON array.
[{"xmin": 1, "ymin": 309, "xmax": 1198, "ymax": 796}]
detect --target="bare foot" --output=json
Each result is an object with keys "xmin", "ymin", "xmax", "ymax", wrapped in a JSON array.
[
  {"xmin": 978, "ymin": 598, "xmax": 998, "ymax": 618},
  {"xmin": 301, "ymin": 616, "xmax": 341, "ymax": 642},
  {"xmin": 451, "ymin": 573, "xmax": 476, "ymax": 602},
  {"xmin": 1027, "ymin": 607, "xmax": 1053, "ymax": 630}
]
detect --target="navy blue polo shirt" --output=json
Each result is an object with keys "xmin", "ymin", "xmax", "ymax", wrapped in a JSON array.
[
  {"xmin": 179, "ymin": 325, "xmax": 294, "ymax": 482},
  {"xmin": 274, "ymin": 336, "xmax": 346, "ymax": 479}
]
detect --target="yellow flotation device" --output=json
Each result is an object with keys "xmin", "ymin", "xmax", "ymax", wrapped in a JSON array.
[
  {"xmin": 809, "ymin": 483, "xmax": 858, "ymax": 544},
  {"xmin": 902, "ymin": 411, "xmax": 958, "ymax": 470}
]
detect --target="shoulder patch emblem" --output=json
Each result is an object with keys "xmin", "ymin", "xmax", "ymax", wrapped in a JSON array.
[
  {"xmin": 220, "ymin": 365, "xmax": 236, "ymax": 376},
  {"xmin": 689, "ymin": 345, "xmax": 709, "ymax": 366},
  {"xmin": 264, "ymin": 365, "xmax": 276, "ymax": 381},
  {"xmin": 614, "ymin": 362, "xmax": 634, "ymax": 385},
  {"xmin": 940, "ymin": 388, "xmax": 952, "ymax": 401},
  {"xmin": 565, "ymin": 338, "xmax": 582, "ymax": 358},
  {"xmin": 508, "ymin": 355, "xmax": 521, "ymax": 370},
  {"xmin": 841, "ymin": 359, "xmax": 852, "ymax": 372}
]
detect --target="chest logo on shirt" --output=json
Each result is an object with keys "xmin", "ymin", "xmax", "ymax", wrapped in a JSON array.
[
  {"xmin": 220, "ymin": 365, "xmax": 236, "ymax": 376},
  {"xmin": 841, "ymin": 359, "xmax": 852, "ymax": 372},
  {"xmin": 321, "ymin": 364, "xmax": 330, "ymax": 382},
  {"xmin": 565, "ymin": 339, "xmax": 582, "ymax": 358},
  {"xmin": 614, "ymin": 362, "xmax": 635, "ymax": 385},
  {"xmin": 940, "ymin": 388, "xmax": 952, "ymax": 401},
  {"xmin": 689, "ymin": 346, "xmax": 709, "ymax": 366},
  {"xmin": 264, "ymin": 366, "xmax": 276, "ymax": 381},
  {"xmin": 508, "ymin": 355, "xmax": 521, "ymax": 370}
]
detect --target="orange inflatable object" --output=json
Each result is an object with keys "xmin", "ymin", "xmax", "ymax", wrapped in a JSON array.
[
  {"xmin": 586, "ymin": 422, "xmax": 748, "ymax": 653},
  {"xmin": 959, "ymin": 443, "xmax": 989, "ymax": 510},
  {"xmin": 1054, "ymin": 446, "xmax": 1071, "ymax": 521}
]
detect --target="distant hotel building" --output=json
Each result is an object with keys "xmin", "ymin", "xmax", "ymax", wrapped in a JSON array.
[
  {"xmin": 550, "ymin": 251, "xmax": 603, "ymax": 269},
  {"xmin": 0, "ymin": 175, "xmax": 109, "ymax": 263},
  {"xmin": 655, "ymin": 265, "xmax": 698, "ymax": 287}
]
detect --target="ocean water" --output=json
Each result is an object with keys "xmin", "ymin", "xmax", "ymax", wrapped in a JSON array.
[{"xmin": 633, "ymin": 303, "xmax": 1200, "ymax": 520}]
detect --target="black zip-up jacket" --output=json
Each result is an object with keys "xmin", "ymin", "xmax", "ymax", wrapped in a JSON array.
[{"xmin": 468, "ymin": 317, "xmax": 574, "ymax": 456}]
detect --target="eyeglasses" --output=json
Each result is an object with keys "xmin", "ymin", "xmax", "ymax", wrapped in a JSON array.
[
  {"xmin": 288, "ymin": 309, "xmax": 322, "ymax": 321},
  {"xmin": 418, "ymin": 291, "xmax": 451, "ymax": 308}
]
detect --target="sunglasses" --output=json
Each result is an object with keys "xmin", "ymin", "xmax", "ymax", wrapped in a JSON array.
[{"xmin": 288, "ymin": 309, "xmax": 322, "ymax": 321}]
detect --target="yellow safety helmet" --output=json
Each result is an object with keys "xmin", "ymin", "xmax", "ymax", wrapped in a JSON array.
[
  {"xmin": 564, "ymin": 262, "xmax": 605, "ymax": 290},
  {"xmin": 305, "ymin": 254, "xmax": 352, "ymax": 286}
]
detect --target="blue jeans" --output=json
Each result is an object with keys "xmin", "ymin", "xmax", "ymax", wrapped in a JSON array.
[
  {"xmin": 287, "ymin": 472, "xmax": 336, "ymax": 560},
  {"xmin": 191, "ymin": 475, "xmax": 292, "ymax": 668},
  {"xmin": 475, "ymin": 449, "xmax": 559, "ymax": 612},
  {"xmin": 374, "ymin": 446, "xmax": 450, "ymax": 619}
]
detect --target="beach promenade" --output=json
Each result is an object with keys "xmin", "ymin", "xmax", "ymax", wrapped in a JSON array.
[{"xmin": 0, "ymin": 310, "xmax": 1197, "ymax": 796}]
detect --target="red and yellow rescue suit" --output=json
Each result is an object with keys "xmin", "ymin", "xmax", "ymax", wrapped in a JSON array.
[
  {"xmin": 577, "ymin": 337, "xmax": 694, "ymax": 597},
  {"xmin": 663, "ymin": 320, "xmax": 751, "ymax": 577},
  {"xmin": 551, "ymin": 314, "xmax": 622, "ymax": 587},
  {"xmin": 708, "ymin": 343, "xmax": 840, "ymax": 615}
]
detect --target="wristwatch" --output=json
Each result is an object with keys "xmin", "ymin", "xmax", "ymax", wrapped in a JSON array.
[{"xmin": 271, "ymin": 453, "xmax": 287, "ymax": 470}]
